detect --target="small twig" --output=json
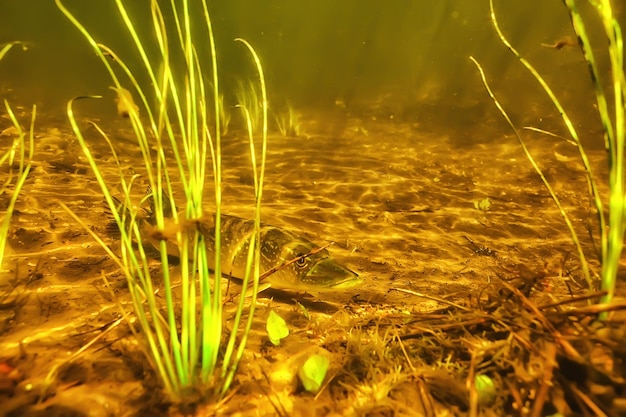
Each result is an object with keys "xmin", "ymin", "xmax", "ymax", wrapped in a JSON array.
[
  {"xmin": 500, "ymin": 280, "xmax": 582, "ymax": 361},
  {"xmin": 538, "ymin": 291, "xmax": 607, "ymax": 310},
  {"xmin": 463, "ymin": 235, "xmax": 497, "ymax": 257},
  {"xmin": 506, "ymin": 380, "xmax": 524, "ymax": 415},
  {"xmin": 467, "ymin": 347, "xmax": 479, "ymax": 417},
  {"xmin": 510, "ymin": 330, "xmax": 542, "ymax": 357},
  {"xmin": 392, "ymin": 287, "xmax": 472, "ymax": 312},
  {"xmin": 555, "ymin": 302, "xmax": 626, "ymax": 315},
  {"xmin": 393, "ymin": 327, "xmax": 416, "ymax": 373},
  {"xmin": 530, "ymin": 342, "xmax": 556, "ymax": 417},
  {"xmin": 258, "ymin": 369, "xmax": 290, "ymax": 417},
  {"xmin": 540, "ymin": 35, "xmax": 577, "ymax": 50},
  {"xmin": 40, "ymin": 315, "xmax": 124, "ymax": 401},
  {"xmin": 400, "ymin": 317, "xmax": 489, "ymax": 340}
]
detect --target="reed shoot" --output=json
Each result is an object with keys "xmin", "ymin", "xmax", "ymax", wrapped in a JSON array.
[
  {"xmin": 477, "ymin": 0, "xmax": 624, "ymax": 315},
  {"xmin": 56, "ymin": 0, "xmax": 268, "ymax": 402}
]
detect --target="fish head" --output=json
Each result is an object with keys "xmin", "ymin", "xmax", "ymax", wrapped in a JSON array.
[{"xmin": 268, "ymin": 241, "xmax": 362, "ymax": 291}]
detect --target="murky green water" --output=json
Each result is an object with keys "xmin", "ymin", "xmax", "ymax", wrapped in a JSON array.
[{"xmin": 1, "ymin": 1, "xmax": 624, "ymax": 415}]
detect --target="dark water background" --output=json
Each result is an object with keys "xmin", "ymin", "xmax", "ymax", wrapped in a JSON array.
[{"xmin": 0, "ymin": 0, "xmax": 624, "ymax": 144}]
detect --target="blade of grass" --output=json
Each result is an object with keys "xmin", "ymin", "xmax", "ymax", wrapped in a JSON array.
[
  {"xmin": 560, "ymin": 0, "xmax": 624, "ymax": 313},
  {"xmin": 220, "ymin": 37, "xmax": 268, "ymax": 395},
  {"xmin": 488, "ymin": 0, "xmax": 596, "ymax": 289},
  {"xmin": 56, "ymin": 0, "xmax": 268, "ymax": 403},
  {"xmin": 470, "ymin": 56, "xmax": 592, "ymax": 289},
  {"xmin": 488, "ymin": 0, "xmax": 625, "ymax": 313},
  {"xmin": 0, "ymin": 102, "xmax": 35, "ymax": 271}
]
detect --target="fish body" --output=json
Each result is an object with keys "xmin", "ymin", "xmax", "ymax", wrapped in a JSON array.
[
  {"xmin": 207, "ymin": 214, "xmax": 360, "ymax": 291},
  {"xmin": 134, "ymin": 195, "xmax": 361, "ymax": 291}
]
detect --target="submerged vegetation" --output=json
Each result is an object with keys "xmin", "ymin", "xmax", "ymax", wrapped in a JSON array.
[
  {"xmin": 56, "ymin": 0, "xmax": 268, "ymax": 404},
  {"xmin": 0, "ymin": 42, "xmax": 35, "ymax": 322},
  {"xmin": 235, "ymin": 78, "xmax": 263, "ymax": 134},
  {"xmin": 274, "ymin": 104, "xmax": 304, "ymax": 138},
  {"xmin": 0, "ymin": 42, "xmax": 34, "ymax": 273},
  {"xmin": 0, "ymin": 1, "xmax": 625, "ymax": 416},
  {"xmin": 475, "ymin": 0, "xmax": 624, "ymax": 311},
  {"xmin": 467, "ymin": 1, "xmax": 625, "ymax": 413}
]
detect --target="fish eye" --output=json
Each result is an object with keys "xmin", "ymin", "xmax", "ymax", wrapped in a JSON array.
[{"xmin": 295, "ymin": 255, "xmax": 307, "ymax": 268}]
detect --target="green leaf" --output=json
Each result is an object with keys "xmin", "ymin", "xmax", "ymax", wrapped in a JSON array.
[
  {"xmin": 266, "ymin": 309, "xmax": 289, "ymax": 346},
  {"xmin": 475, "ymin": 374, "xmax": 496, "ymax": 405},
  {"xmin": 298, "ymin": 354, "xmax": 330, "ymax": 394}
]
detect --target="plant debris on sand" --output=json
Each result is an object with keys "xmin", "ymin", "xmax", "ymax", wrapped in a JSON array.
[
  {"xmin": 258, "ymin": 279, "xmax": 626, "ymax": 417},
  {"xmin": 3, "ymin": 266, "xmax": 624, "ymax": 416}
]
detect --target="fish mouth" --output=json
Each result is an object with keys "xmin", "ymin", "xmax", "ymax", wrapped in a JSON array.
[{"xmin": 303, "ymin": 258, "xmax": 362, "ymax": 290}]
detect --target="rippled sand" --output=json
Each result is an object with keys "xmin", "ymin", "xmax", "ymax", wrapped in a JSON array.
[{"xmin": 0, "ymin": 110, "xmax": 620, "ymax": 415}]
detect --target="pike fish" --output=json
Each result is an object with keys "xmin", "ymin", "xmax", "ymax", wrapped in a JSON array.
[{"xmin": 115, "ymin": 193, "xmax": 362, "ymax": 292}]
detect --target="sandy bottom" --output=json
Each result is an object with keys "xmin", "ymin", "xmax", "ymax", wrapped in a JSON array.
[{"xmin": 0, "ymin": 111, "xmax": 624, "ymax": 416}]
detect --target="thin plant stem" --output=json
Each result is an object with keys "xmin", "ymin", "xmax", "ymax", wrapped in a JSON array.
[
  {"xmin": 488, "ymin": 0, "xmax": 595, "ymax": 288},
  {"xmin": 488, "ymin": 0, "xmax": 625, "ymax": 312},
  {"xmin": 470, "ymin": 56, "xmax": 592, "ymax": 290},
  {"xmin": 220, "ymin": 38, "xmax": 269, "ymax": 395},
  {"xmin": 56, "ymin": 0, "xmax": 267, "ymax": 402},
  {"xmin": 560, "ymin": 0, "xmax": 624, "ymax": 311},
  {"xmin": 0, "ymin": 102, "xmax": 35, "ymax": 271}
]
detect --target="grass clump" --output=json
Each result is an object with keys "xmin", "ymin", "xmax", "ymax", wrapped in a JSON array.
[
  {"xmin": 55, "ymin": 0, "xmax": 268, "ymax": 405},
  {"xmin": 274, "ymin": 104, "xmax": 303, "ymax": 138}
]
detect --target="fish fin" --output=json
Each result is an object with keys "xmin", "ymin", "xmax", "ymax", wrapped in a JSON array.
[
  {"xmin": 195, "ymin": 213, "xmax": 216, "ymax": 234},
  {"xmin": 257, "ymin": 283, "xmax": 272, "ymax": 293},
  {"xmin": 104, "ymin": 196, "xmax": 125, "ymax": 237},
  {"xmin": 144, "ymin": 186, "xmax": 174, "ymax": 224},
  {"xmin": 104, "ymin": 195, "xmax": 150, "ymax": 237},
  {"xmin": 105, "ymin": 222, "xmax": 121, "ymax": 237},
  {"xmin": 144, "ymin": 186, "xmax": 155, "ymax": 224}
]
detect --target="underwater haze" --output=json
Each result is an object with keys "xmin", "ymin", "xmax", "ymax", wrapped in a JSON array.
[
  {"xmin": 0, "ymin": 0, "xmax": 613, "ymax": 137},
  {"xmin": 1, "ymin": 0, "xmax": 625, "ymax": 415}
]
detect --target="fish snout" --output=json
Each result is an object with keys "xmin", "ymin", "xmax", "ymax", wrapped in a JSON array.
[{"xmin": 304, "ymin": 258, "xmax": 362, "ymax": 290}]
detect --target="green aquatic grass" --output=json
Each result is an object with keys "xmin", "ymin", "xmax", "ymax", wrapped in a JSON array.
[
  {"xmin": 0, "ymin": 42, "xmax": 35, "ymax": 274},
  {"xmin": 56, "ymin": 0, "xmax": 268, "ymax": 402},
  {"xmin": 274, "ymin": 104, "xmax": 303, "ymax": 138},
  {"xmin": 235, "ymin": 78, "xmax": 262, "ymax": 133},
  {"xmin": 561, "ymin": 0, "xmax": 625, "ymax": 315},
  {"xmin": 0, "ymin": 42, "xmax": 28, "ymax": 62},
  {"xmin": 476, "ymin": 0, "xmax": 624, "ymax": 314},
  {"xmin": 0, "ymin": 102, "xmax": 35, "ymax": 272},
  {"xmin": 215, "ymin": 91, "xmax": 231, "ymax": 137}
]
